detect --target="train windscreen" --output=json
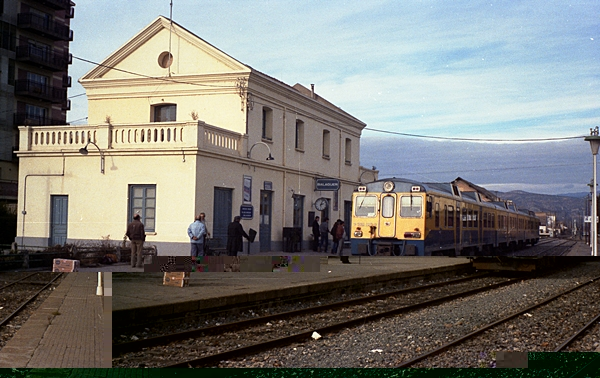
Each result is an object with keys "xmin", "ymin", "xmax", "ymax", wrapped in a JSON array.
[
  {"xmin": 354, "ymin": 195, "xmax": 377, "ymax": 217},
  {"xmin": 400, "ymin": 195, "xmax": 423, "ymax": 217}
]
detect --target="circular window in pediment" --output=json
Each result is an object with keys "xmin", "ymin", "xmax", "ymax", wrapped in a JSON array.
[{"xmin": 158, "ymin": 51, "xmax": 173, "ymax": 68}]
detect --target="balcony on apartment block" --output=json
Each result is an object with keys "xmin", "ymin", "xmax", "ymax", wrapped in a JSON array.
[
  {"xmin": 16, "ymin": 45, "xmax": 71, "ymax": 71},
  {"xmin": 15, "ymin": 79, "xmax": 67, "ymax": 103},
  {"xmin": 17, "ymin": 13, "xmax": 73, "ymax": 41}
]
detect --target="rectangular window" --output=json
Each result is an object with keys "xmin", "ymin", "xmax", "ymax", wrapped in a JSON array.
[
  {"xmin": 322, "ymin": 130, "xmax": 330, "ymax": 158},
  {"xmin": 27, "ymin": 72, "xmax": 48, "ymax": 93},
  {"xmin": 354, "ymin": 195, "xmax": 377, "ymax": 217},
  {"xmin": 381, "ymin": 195, "xmax": 395, "ymax": 218},
  {"xmin": 400, "ymin": 196, "xmax": 422, "ymax": 218},
  {"xmin": 345, "ymin": 138, "xmax": 352, "ymax": 164},
  {"xmin": 435, "ymin": 203, "xmax": 440, "ymax": 228},
  {"xmin": 448, "ymin": 205, "xmax": 454, "ymax": 227},
  {"xmin": 295, "ymin": 119, "xmax": 304, "ymax": 150},
  {"xmin": 129, "ymin": 184, "xmax": 156, "ymax": 232},
  {"xmin": 25, "ymin": 104, "xmax": 47, "ymax": 124},
  {"xmin": 262, "ymin": 107, "xmax": 273, "ymax": 141},
  {"xmin": 153, "ymin": 104, "xmax": 176, "ymax": 122}
]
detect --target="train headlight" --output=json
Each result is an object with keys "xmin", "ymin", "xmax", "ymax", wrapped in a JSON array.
[
  {"xmin": 383, "ymin": 181, "xmax": 395, "ymax": 192},
  {"xmin": 354, "ymin": 230, "xmax": 363, "ymax": 237},
  {"xmin": 403, "ymin": 228, "xmax": 421, "ymax": 238}
]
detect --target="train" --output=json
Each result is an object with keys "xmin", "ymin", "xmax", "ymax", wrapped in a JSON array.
[{"xmin": 350, "ymin": 177, "xmax": 540, "ymax": 256}]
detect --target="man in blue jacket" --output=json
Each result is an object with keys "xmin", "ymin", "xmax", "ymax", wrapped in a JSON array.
[{"xmin": 188, "ymin": 214, "xmax": 207, "ymax": 257}]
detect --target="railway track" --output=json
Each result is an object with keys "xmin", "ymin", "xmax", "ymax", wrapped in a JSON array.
[
  {"xmin": 0, "ymin": 272, "xmax": 63, "ymax": 350},
  {"xmin": 505, "ymin": 239, "xmax": 577, "ymax": 256},
  {"xmin": 188, "ymin": 261, "xmax": 599, "ymax": 368},
  {"xmin": 113, "ymin": 272, "xmax": 536, "ymax": 368},
  {"xmin": 400, "ymin": 274, "xmax": 600, "ymax": 367}
]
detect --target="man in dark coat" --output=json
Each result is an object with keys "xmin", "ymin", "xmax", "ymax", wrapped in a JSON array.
[
  {"xmin": 227, "ymin": 216, "xmax": 249, "ymax": 256},
  {"xmin": 126, "ymin": 214, "xmax": 145, "ymax": 268},
  {"xmin": 311, "ymin": 216, "xmax": 320, "ymax": 252}
]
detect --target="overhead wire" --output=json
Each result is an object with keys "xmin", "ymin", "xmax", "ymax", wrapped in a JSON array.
[{"xmin": 72, "ymin": 56, "xmax": 587, "ymax": 143}]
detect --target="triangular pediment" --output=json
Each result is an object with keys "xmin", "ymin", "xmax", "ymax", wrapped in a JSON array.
[{"xmin": 80, "ymin": 16, "xmax": 249, "ymax": 82}]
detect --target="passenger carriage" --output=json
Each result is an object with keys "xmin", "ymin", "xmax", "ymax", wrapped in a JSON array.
[{"xmin": 350, "ymin": 178, "xmax": 540, "ymax": 256}]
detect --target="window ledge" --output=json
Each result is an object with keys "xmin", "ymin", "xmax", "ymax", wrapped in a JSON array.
[
  {"xmin": 261, "ymin": 138, "xmax": 273, "ymax": 144},
  {"xmin": 145, "ymin": 232, "xmax": 157, "ymax": 236},
  {"xmin": 345, "ymin": 161, "xmax": 352, "ymax": 166},
  {"xmin": 295, "ymin": 148, "xmax": 305, "ymax": 153},
  {"xmin": 322, "ymin": 155, "xmax": 330, "ymax": 160}
]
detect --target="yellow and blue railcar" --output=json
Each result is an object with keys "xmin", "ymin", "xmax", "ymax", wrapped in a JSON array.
[{"xmin": 350, "ymin": 178, "xmax": 539, "ymax": 256}]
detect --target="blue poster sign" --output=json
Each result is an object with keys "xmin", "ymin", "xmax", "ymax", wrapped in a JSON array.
[{"xmin": 240, "ymin": 204, "xmax": 253, "ymax": 219}]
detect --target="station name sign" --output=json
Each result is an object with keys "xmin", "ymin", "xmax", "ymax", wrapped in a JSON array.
[{"xmin": 315, "ymin": 178, "xmax": 340, "ymax": 191}]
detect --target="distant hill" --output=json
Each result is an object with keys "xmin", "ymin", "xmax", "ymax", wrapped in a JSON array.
[{"xmin": 498, "ymin": 190, "xmax": 586, "ymax": 225}]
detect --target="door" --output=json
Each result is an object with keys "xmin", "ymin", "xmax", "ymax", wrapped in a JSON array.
[
  {"xmin": 212, "ymin": 188, "xmax": 232, "ymax": 249},
  {"xmin": 379, "ymin": 194, "xmax": 396, "ymax": 237},
  {"xmin": 259, "ymin": 191, "xmax": 272, "ymax": 251},
  {"xmin": 50, "ymin": 195, "xmax": 68, "ymax": 246}
]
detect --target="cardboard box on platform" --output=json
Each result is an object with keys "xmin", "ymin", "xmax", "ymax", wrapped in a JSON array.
[
  {"xmin": 52, "ymin": 258, "xmax": 80, "ymax": 272},
  {"xmin": 163, "ymin": 272, "xmax": 190, "ymax": 287}
]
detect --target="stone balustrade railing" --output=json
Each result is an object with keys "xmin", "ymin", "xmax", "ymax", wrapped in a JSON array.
[{"xmin": 19, "ymin": 121, "xmax": 246, "ymax": 156}]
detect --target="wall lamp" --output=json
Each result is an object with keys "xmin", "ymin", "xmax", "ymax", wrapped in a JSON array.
[
  {"xmin": 247, "ymin": 141, "xmax": 274, "ymax": 160},
  {"xmin": 79, "ymin": 140, "xmax": 105, "ymax": 174}
]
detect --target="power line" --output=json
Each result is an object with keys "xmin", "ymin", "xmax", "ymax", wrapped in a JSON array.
[{"xmin": 364, "ymin": 127, "xmax": 586, "ymax": 142}]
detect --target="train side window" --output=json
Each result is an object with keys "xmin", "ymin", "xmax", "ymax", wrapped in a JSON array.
[
  {"xmin": 462, "ymin": 208, "xmax": 467, "ymax": 227},
  {"xmin": 400, "ymin": 195, "xmax": 422, "ymax": 217},
  {"xmin": 448, "ymin": 205, "xmax": 454, "ymax": 227},
  {"xmin": 474, "ymin": 210, "xmax": 478, "ymax": 228},
  {"xmin": 444, "ymin": 205, "xmax": 448, "ymax": 227},
  {"xmin": 492, "ymin": 213, "xmax": 495, "ymax": 228},
  {"xmin": 435, "ymin": 203, "xmax": 440, "ymax": 228},
  {"xmin": 483, "ymin": 212, "xmax": 488, "ymax": 228},
  {"xmin": 354, "ymin": 195, "xmax": 377, "ymax": 217},
  {"xmin": 382, "ymin": 195, "xmax": 395, "ymax": 218}
]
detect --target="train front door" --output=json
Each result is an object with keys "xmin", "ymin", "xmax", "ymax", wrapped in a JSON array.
[{"xmin": 378, "ymin": 194, "xmax": 396, "ymax": 238}]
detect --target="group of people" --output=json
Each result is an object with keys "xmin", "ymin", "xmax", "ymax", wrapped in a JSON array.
[
  {"xmin": 187, "ymin": 214, "xmax": 249, "ymax": 257},
  {"xmin": 311, "ymin": 216, "xmax": 351, "ymax": 264},
  {"xmin": 126, "ymin": 213, "xmax": 349, "ymax": 267},
  {"xmin": 125, "ymin": 213, "xmax": 249, "ymax": 267}
]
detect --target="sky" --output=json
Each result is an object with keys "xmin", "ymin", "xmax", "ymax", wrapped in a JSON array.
[{"xmin": 66, "ymin": 1, "xmax": 599, "ymax": 195}]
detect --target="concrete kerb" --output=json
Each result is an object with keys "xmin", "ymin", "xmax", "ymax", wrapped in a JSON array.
[{"xmin": 113, "ymin": 261, "xmax": 472, "ymax": 324}]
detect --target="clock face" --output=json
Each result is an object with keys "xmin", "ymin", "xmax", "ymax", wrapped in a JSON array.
[{"xmin": 315, "ymin": 198, "xmax": 328, "ymax": 211}]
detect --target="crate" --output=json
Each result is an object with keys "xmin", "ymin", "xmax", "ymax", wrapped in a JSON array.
[
  {"xmin": 52, "ymin": 258, "xmax": 80, "ymax": 272},
  {"xmin": 163, "ymin": 272, "xmax": 190, "ymax": 287}
]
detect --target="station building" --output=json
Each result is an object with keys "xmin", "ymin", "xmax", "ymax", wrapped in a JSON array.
[{"xmin": 15, "ymin": 16, "xmax": 377, "ymax": 255}]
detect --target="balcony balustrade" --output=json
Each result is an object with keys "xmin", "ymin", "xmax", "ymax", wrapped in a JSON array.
[
  {"xmin": 16, "ymin": 45, "xmax": 71, "ymax": 71},
  {"xmin": 14, "ymin": 79, "xmax": 67, "ymax": 103}
]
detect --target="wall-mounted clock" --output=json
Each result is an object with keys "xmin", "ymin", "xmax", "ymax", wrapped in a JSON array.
[{"xmin": 315, "ymin": 197, "xmax": 328, "ymax": 211}]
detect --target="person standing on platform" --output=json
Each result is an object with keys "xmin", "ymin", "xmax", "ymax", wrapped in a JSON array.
[
  {"xmin": 330, "ymin": 219, "xmax": 341, "ymax": 255},
  {"xmin": 227, "ymin": 216, "xmax": 249, "ymax": 256},
  {"xmin": 319, "ymin": 217, "xmax": 329, "ymax": 253},
  {"xmin": 188, "ymin": 214, "xmax": 207, "ymax": 257},
  {"xmin": 126, "ymin": 213, "xmax": 145, "ymax": 268},
  {"xmin": 199, "ymin": 212, "xmax": 211, "ymax": 255},
  {"xmin": 312, "ymin": 216, "xmax": 320, "ymax": 252},
  {"xmin": 335, "ymin": 220, "xmax": 350, "ymax": 263}
]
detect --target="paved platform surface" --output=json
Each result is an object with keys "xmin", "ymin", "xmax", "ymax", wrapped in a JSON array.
[
  {"xmin": 0, "ymin": 273, "xmax": 106, "ymax": 368},
  {"xmin": 113, "ymin": 256, "xmax": 473, "ymax": 323},
  {"xmin": 568, "ymin": 240, "xmax": 597, "ymax": 256}
]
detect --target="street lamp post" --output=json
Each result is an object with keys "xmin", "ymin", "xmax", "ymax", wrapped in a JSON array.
[
  {"xmin": 585, "ymin": 127, "xmax": 600, "ymax": 256},
  {"xmin": 79, "ymin": 140, "xmax": 105, "ymax": 174}
]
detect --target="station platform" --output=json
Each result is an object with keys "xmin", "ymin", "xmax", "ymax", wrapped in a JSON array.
[
  {"xmin": 0, "ymin": 273, "xmax": 108, "ymax": 368},
  {"xmin": 567, "ymin": 241, "xmax": 596, "ymax": 256},
  {"xmin": 113, "ymin": 256, "xmax": 473, "ymax": 324}
]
